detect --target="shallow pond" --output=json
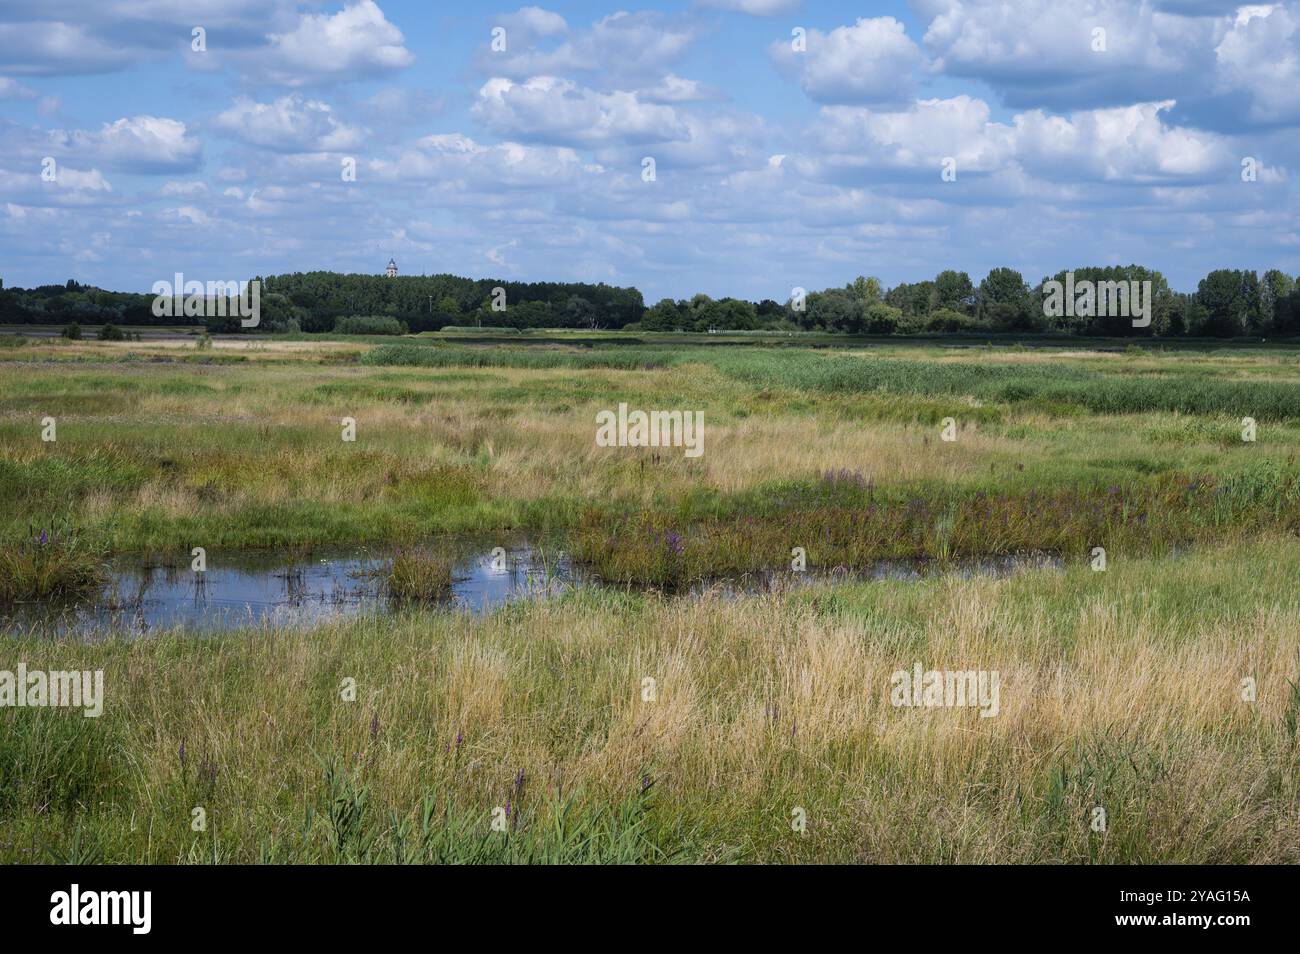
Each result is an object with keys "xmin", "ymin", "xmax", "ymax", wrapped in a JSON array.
[{"xmin": 0, "ymin": 539, "xmax": 1061, "ymax": 638}]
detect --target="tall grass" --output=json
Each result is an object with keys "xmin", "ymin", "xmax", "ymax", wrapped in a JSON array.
[
  {"xmin": 334, "ymin": 316, "xmax": 406, "ymax": 336},
  {"xmin": 709, "ymin": 350, "xmax": 1300, "ymax": 420},
  {"xmin": 3, "ymin": 535, "xmax": 1298, "ymax": 863},
  {"xmin": 363, "ymin": 342, "xmax": 684, "ymax": 371},
  {"xmin": 385, "ymin": 548, "xmax": 454, "ymax": 601},
  {"xmin": 574, "ymin": 464, "xmax": 1300, "ymax": 583},
  {"xmin": 0, "ymin": 526, "xmax": 106, "ymax": 603}
]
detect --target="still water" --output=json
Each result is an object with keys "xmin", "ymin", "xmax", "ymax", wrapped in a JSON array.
[{"xmin": 1, "ymin": 539, "xmax": 1060, "ymax": 637}]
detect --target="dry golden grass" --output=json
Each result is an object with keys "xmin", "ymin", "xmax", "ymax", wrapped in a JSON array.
[{"xmin": 3, "ymin": 535, "xmax": 1297, "ymax": 862}]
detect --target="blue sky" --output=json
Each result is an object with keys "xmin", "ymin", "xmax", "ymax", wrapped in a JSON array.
[{"xmin": 1, "ymin": 0, "xmax": 1298, "ymax": 302}]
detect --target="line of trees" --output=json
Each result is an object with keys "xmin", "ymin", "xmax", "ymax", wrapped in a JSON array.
[
  {"xmin": 3, "ymin": 266, "xmax": 1299, "ymax": 338},
  {"xmin": 640, "ymin": 266, "xmax": 1300, "ymax": 338},
  {"xmin": 0, "ymin": 273, "xmax": 645, "ymax": 333},
  {"xmin": 255, "ymin": 272, "xmax": 645, "ymax": 333}
]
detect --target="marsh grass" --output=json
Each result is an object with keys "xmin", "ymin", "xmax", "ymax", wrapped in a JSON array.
[
  {"xmin": 385, "ymin": 548, "xmax": 454, "ymax": 601},
  {"xmin": 0, "ymin": 526, "xmax": 106, "ymax": 603},
  {"xmin": 2, "ymin": 335, "xmax": 1299, "ymax": 864},
  {"xmin": 708, "ymin": 350, "xmax": 1300, "ymax": 420},
  {"xmin": 3, "ymin": 535, "xmax": 1298, "ymax": 864},
  {"xmin": 292, "ymin": 758, "xmax": 684, "ymax": 864},
  {"xmin": 363, "ymin": 341, "xmax": 685, "ymax": 371},
  {"xmin": 574, "ymin": 466, "xmax": 1300, "ymax": 583},
  {"xmin": 3, "ymin": 339, "xmax": 1298, "ymax": 558}
]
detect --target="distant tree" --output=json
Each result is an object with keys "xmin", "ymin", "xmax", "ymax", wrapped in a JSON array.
[
  {"xmin": 704, "ymin": 297, "xmax": 757, "ymax": 330},
  {"xmin": 1197, "ymin": 270, "xmax": 1246, "ymax": 338},
  {"xmin": 865, "ymin": 302, "xmax": 902, "ymax": 334},
  {"xmin": 1257, "ymin": 271, "xmax": 1291, "ymax": 333},
  {"xmin": 935, "ymin": 270, "xmax": 974, "ymax": 311},
  {"xmin": 641, "ymin": 299, "xmax": 680, "ymax": 331},
  {"xmin": 849, "ymin": 275, "xmax": 883, "ymax": 307},
  {"xmin": 807, "ymin": 288, "xmax": 863, "ymax": 333},
  {"xmin": 565, "ymin": 295, "xmax": 599, "ymax": 329},
  {"xmin": 1239, "ymin": 270, "xmax": 1263, "ymax": 335},
  {"xmin": 978, "ymin": 268, "xmax": 1037, "ymax": 331}
]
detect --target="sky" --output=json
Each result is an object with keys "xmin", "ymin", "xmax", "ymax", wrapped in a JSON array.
[{"xmin": 1, "ymin": 0, "xmax": 1298, "ymax": 302}]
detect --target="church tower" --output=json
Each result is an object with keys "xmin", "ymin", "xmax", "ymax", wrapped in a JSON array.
[{"xmin": 385, "ymin": 258, "xmax": 398, "ymax": 278}]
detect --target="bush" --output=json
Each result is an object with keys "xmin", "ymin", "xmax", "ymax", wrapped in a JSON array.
[
  {"xmin": 385, "ymin": 549, "xmax": 454, "ymax": 601},
  {"xmin": 865, "ymin": 302, "xmax": 903, "ymax": 335},
  {"xmin": 333, "ymin": 316, "xmax": 406, "ymax": 336},
  {"xmin": 0, "ymin": 527, "xmax": 106, "ymax": 603},
  {"xmin": 925, "ymin": 309, "xmax": 993, "ymax": 333},
  {"xmin": 61, "ymin": 322, "xmax": 81, "ymax": 340},
  {"xmin": 97, "ymin": 323, "xmax": 125, "ymax": 341}
]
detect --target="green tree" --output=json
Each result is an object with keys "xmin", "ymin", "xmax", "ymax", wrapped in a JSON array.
[
  {"xmin": 641, "ymin": 299, "xmax": 682, "ymax": 332},
  {"xmin": 1197, "ymin": 270, "xmax": 1245, "ymax": 338},
  {"xmin": 935, "ymin": 270, "xmax": 974, "ymax": 311}
]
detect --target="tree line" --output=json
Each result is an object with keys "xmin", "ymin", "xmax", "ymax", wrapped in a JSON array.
[
  {"xmin": 2, "ymin": 266, "xmax": 1298, "ymax": 338},
  {"xmin": 642, "ymin": 267, "xmax": 1300, "ymax": 338}
]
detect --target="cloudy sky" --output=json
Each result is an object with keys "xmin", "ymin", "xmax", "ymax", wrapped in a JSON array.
[{"xmin": 1, "ymin": 0, "xmax": 1298, "ymax": 301}]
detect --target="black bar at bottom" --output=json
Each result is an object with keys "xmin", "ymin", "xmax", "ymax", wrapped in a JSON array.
[{"xmin": 0, "ymin": 864, "xmax": 1279, "ymax": 939}]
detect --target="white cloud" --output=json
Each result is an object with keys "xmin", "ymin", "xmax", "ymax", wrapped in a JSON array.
[
  {"xmin": 50, "ymin": 116, "xmax": 201, "ymax": 173},
  {"xmin": 478, "ymin": 11, "xmax": 700, "ymax": 83},
  {"xmin": 0, "ymin": 76, "xmax": 37, "ymax": 99},
  {"xmin": 212, "ymin": 96, "xmax": 366, "ymax": 152},
  {"xmin": 42, "ymin": 166, "xmax": 112, "ymax": 192},
  {"xmin": 771, "ymin": 17, "xmax": 922, "ymax": 104},
  {"xmin": 263, "ymin": 0, "xmax": 414, "ymax": 86},
  {"xmin": 473, "ymin": 77, "xmax": 690, "ymax": 147},
  {"xmin": 367, "ymin": 133, "xmax": 588, "ymax": 189},
  {"xmin": 1012, "ymin": 100, "xmax": 1234, "ymax": 181},
  {"xmin": 698, "ymin": 0, "xmax": 800, "ymax": 14},
  {"xmin": 0, "ymin": 21, "xmax": 129, "ymax": 75},
  {"xmin": 161, "ymin": 180, "xmax": 208, "ymax": 196},
  {"xmin": 497, "ymin": 6, "xmax": 569, "ymax": 39},
  {"xmin": 162, "ymin": 205, "xmax": 211, "ymax": 226},
  {"xmin": 798, "ymin": 96, "xmax": 1238, "ymax": 188},
  {"xmin": 1214, "ymin": 4, "xmax": 1300, "ymax": 122},
  {"xmin": 640, "ymin": 74, "xmax": 722, "ymax": 104}
]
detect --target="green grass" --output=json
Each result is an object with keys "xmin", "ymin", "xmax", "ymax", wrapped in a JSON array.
[
  {"xmin": 363, "ymin": 341, "xmax": 685, "ymax": 371},
  {"xmin": 0, "ymin": 526, "xmax": 106, "ymax": 603},
  {"xmin": 574, "ymin": 461, "xmax": 1300, "ymax": 583},
  {"xmin": 385, "ymin": 548, "xmax": 455, "ymax": 601},
  {"xmin": 2, "ymin": 334, "xmax": 1300, "ymax": 864},
  {"xmin": 706, "ymin": 349, "xmax": 1300, "ymax": 420},
  {"xmin": 2, "ymin": 535, "xmax": 1298, "ymax": 863}
]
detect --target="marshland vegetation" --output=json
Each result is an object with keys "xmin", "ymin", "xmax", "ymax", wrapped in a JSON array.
[{"xmin": 1, "ymin": 331, "xmax": 1298, "ymax": 862}]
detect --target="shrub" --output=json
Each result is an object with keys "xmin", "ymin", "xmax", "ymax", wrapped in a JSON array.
[
  {"xmin": 333, "ymin": 316, "xmax": 406, "ymax": 336},
  {"xmin": 0, "ymin": 527, "xmax": 107, "ymax": 604},
  {"xmin": 97, "ymin": 323, "xmax": 125, "ymax": 341},
  {"xmin": 926, "ymin": 309, "xmax": 992, "ymax": 333},
  {"xmin": 196, "ymin": 330, "xmax": 213, "ymax": 351},
  {"xmin": 865, "ymin": 302, "xmax": 903, "ymax": 334},
  {"xmin": 61, "ymin": 322, "xmax": 81, "ymax": 340},
  {"xmin": 385, "ymin": 549, "xmax": 454, "ymax": 601}
]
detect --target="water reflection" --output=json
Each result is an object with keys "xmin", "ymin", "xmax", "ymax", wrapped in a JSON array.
[{"xmin": 0, "ymin": 540, "xmax": 1060, "ymax": 638}]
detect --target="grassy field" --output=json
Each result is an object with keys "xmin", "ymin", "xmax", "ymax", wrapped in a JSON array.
[{"xmin": 1, "ymin": 331, "xmax": 1298, "ymax": 862}]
